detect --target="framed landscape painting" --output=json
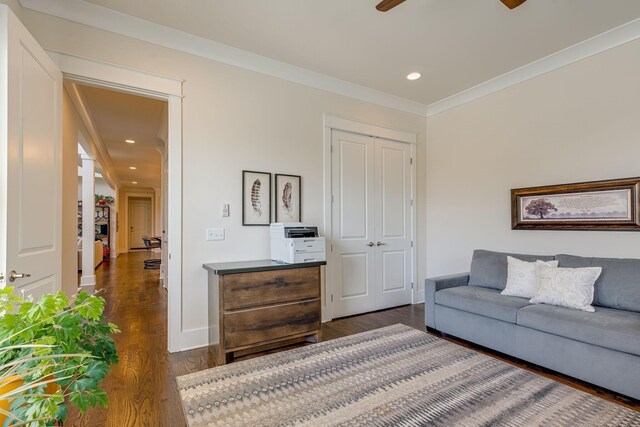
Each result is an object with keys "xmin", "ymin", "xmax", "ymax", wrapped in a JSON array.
[
  {"xmin": 275, "ymin": 174, "xmax": 301, "ymax": 223},
  {"xmin": 242, "ymin": 170, "xmax": 271, "ymax": 226},
  {"xmin": 511, "ymin": 177, "xmax": 640, "ymax": 231}
]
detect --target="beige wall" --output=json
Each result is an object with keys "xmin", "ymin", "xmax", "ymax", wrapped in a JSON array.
[
  {"xmin": 13, "ymin": 6, "xmax": 427, "ymax": 344},
  {"xmin": 426, "ymin": 38, "xmax": 640, "ymax": 278},
  {"xmin": 61, "ymin": 89, "xmax": 90, "ymax": 295}
]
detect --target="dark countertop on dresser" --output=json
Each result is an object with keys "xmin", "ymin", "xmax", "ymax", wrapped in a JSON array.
[{"xmin": 203, "ymin": 259, "xmax": 326, "ymax": 275}]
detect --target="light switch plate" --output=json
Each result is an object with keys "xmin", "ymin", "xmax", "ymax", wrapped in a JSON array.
[
  {"xmin": 222, "ymin": 203, "xmax": 230, "ymax": 217},
  {"xmin": 206, "ymin": 228, "xmax": 224, "ymax": 241}
]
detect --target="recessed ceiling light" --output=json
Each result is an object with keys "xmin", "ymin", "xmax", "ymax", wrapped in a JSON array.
[
  {"xmin": 132, "ymin": 181, "xmax": 138, "ymax": 184},
  {"xmin": 406, "ymin": 72, "xmax": 422, "ymax": 81},
  {"xmin": 129, "ymin": 166, "xmax": 137, "ymax": 170},
  {"xmin": 125, "ymin": 139, "xmax": 135, "ymax": 144}
]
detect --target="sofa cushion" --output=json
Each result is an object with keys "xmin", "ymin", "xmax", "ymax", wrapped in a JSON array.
[
  {"xmin": 529, "ymin": 262, "xmax": 601, "ymax": 312},
  {"xmin": 556, "ymin": 254, "xmax": 640, "ymax": 313},
  {"xmin": 468, "ymin": 249, "xmax": 555, "ymax": 291},
  {"xmin": 435, "ymin": 286, "xmax": 531, "ymax": 324},
  {"xmin": 517, "ymin": 304, "xmax": 640, "ymax": 357},
  {"xmin": 501, "ymin": 257, "xmax": 558, "ymax": 299}
]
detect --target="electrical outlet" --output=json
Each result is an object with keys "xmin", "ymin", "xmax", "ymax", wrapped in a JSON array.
[{"xmin": 206, "ymin": 228, "xmax": 224, "ymax": 241}]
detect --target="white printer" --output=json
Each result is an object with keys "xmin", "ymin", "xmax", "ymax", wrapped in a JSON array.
[{"xmin": 270, "ymin": 222, "xmax": 326, "ymax": 264}]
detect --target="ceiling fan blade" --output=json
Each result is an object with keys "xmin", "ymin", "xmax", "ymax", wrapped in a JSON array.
[
  {"xmin": 500, "ymin": 0, "xmax": 527, "ymax": 9},
  {"xmin": 376, "ymin": 0, "xmax": 407, "ymax": 12}
]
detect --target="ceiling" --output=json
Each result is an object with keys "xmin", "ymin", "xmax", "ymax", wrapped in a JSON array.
[
  {"xmin": 76, "ymin": 84, "xmax": 166, "ymax": 189},
  {"xmin": 80, "ymin": 0, "xmax": 640, "ymax": 106}
]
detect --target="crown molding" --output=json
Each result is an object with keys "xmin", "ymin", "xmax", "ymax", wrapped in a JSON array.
[
  {"xmin": 18, "ymin": 0, "xmax": 640, "ymax": 119},
  {"xmin": 427, "ymin": 17, "xmax": 640, "ymax": 117},
  {"xmin": 19, "ymin": 0, "xmax": 429, "ymax": 117}
]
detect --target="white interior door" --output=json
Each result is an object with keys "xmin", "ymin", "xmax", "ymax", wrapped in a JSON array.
[
  {"xmin": 0, "ymin": 5, "xmax": 62, "ymax": 296},
  {"xmin": 331, "ymin": 131, "xmax": 413, "ymax": 318},
  {"xmin": 129, "ymin": 198, "xmax": 151, "ymax": 249},
  {"xmin": 374, "ymin": 138, "xmax": 413, "ymax": 310},
  {"xmin": 331, "ymin": 130, "xmax": 376, "ymax": 317}
]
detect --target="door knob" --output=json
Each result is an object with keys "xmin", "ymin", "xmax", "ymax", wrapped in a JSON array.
[
  {"xmin": 367, "ymin": 242, "xmax": 375, "ymax": 247},
  {"xmin": 9, "ymin": 270, "xmax": 31, "ymax": 282},
  {"xmin": 376, "ymin": 241, "xmax": 386, "ymax": 246}
]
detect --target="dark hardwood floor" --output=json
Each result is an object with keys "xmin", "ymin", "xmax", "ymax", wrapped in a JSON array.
[{"xmin": 67, "ymin": 252, "xmax": 638, "ymax": 426}]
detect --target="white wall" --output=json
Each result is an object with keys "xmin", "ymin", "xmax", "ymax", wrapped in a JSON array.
[
  {"xmin": 77, "ymin": 176, "xmax": 115, "ymax": 200},
  {"xmin": 426, "ymin": 38, "xmax": 640, "ymax": 278},
  {"xmin": 11, "ymin": 4, "xmax": 427, "ymax": 348}
]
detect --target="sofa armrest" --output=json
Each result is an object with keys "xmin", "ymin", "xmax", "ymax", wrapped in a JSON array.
[{"xmin": 425, "ymin": 273, "xmax": 469, "ymax": 329}]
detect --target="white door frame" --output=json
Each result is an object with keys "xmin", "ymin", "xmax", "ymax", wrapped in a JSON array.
[
  {"xmin": 47, "ymin": 50, "xmax": 184, "ymax": 353},
  {"xmin": 323, "ymin": 115, "xmax": 417, "ymax": 322}
]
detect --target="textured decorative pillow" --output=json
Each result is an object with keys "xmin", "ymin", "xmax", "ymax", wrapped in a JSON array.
[
  {"xmin": 530, "ymin": 261, "xmax": 602, "ymax": 312},
  {"xmin": 501, "ymin": 256, "xmax": 559, "ymax": 299}
]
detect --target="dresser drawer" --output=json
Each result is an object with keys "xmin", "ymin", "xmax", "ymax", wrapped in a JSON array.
[
  {"xmin": 224, "ymin": 299, "xmax": 320, "ymax": 349},
  {"xmin": 222, "ymin": 267, "xmax": 320, "ymax": 310}
]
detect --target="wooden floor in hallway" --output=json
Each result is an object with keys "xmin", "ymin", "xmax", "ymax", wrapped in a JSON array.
[
  {"xmin": 68, "ymin": 252, "xmax": 638, "ymax": 426},
  {"xmin": 66, "ymin": 252, "xmax": 426, "ymax": 426},
  {"xmin": 67, "ymin": 251, "xmax": 182, "ymax": 426}
]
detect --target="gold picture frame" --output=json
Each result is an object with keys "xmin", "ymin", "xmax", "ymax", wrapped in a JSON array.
[{"xmin": 511, "ymin": 177, "xmax": 640, "ymax": 231}]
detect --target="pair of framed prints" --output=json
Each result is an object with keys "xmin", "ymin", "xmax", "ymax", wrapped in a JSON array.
[{"xmin": 242, "ymin": 170, "xmax": 301, "ymax": 226}]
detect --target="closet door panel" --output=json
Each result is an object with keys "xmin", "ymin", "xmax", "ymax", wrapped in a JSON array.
[
  {"xmin": 331, "ymin": 130, "xmax": 376, "ymax": 317},
  {"xmin": 374, "ymin": 138, "xmax": 413, "ymax": 310}
]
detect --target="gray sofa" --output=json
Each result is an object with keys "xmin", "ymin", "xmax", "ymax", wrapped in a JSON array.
[{"xmin": 425, "ymin": 249, "xmax": 640, "ymax": 400}]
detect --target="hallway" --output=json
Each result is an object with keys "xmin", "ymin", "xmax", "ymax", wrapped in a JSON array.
[
  {"xmin": 65, "ymin": 252, "xmax": 427, "ymax": 426},
  {"xmin": 68, "ymin": 252, "xmax": 187, "ymax": 426}
]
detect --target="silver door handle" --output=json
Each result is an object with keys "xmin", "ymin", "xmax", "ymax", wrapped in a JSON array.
[
  {"xmin": 9, "ymin": 270, "xmax": 31, "ymax": 282},
  {"xmin": 376, "ymin": 242, "xmax": 386, "ymax": 246},
  {"xmin": 367, "ymin": 242, "xmax": 375, "ymax": 247}
]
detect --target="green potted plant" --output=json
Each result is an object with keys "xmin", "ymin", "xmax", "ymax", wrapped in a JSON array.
[
  {"xmin": 94, "ymin": 195, "xmax": 115, "ymax": 206},
  {"xmin": 0, "ymin": 287, "xmax": 119, "ymax": 426}
]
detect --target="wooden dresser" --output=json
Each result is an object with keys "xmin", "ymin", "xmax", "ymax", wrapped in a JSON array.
[{"xmin": 203, "ymin": 260, "xmax": 325, "ymax": 364}]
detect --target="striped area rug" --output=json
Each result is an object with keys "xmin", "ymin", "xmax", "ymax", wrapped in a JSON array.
[{"xmin": 177, "ymin": 324, "xmax": 640, "ymax": 426}]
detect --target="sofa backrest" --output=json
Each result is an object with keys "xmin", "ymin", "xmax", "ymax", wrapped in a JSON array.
[
  {"xmin": 468, "ymin": 249, "xmax": 555, "ymax": 291},
  {"xmin": 556, "ymin": 254, "xmax": 640, "ymax": 313}
]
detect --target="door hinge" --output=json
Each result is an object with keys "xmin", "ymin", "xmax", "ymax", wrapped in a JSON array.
[
  {"xmin": 411, "ymin": 241, "xmax": 414, "ymax": 248},
  {"xmin": 331, "ymin": 145, "xmax": 334, "ymax": 153},
  {"xmin": 410, "ymin": 157, "xmax": 413, "ymax": 165},
  {"xmin": 411, "ymin": 282, "xmax": 414, "ymax": 289},
  {"xmin": 331, "ymin": 294, "xmax": 334, "ymax": 302},
  {"xmin": 331, "ymin": 195, "xmax": 334, "ymax": 204},
  {"xmin": 0, "ymin": 273, "xmax": 4, "ymax": 284},
  {"xmin": 410, "ymin": 199, "xmax": 413, "ymax": 206},
  {"xmin": 330, "ymin": 244, "xmax": 333, "ymax": 252}
]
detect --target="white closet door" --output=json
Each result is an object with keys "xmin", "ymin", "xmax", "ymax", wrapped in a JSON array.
[
  {"xmin": 373, "ymin": 138, "xmax": 413, "ymax": 310},
  {"xmin": 0, "ymin": 5, "xmax": 62, "ymax": 297},
  {"xmin": 331, "ymin": 130, "xmax": 376, "ymax": 317}
]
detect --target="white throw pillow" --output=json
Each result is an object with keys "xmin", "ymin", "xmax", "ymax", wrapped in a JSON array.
[
  {"xmin": 529, "ymin": 261, "xmax": 602, "ymax": 312},
  {"xmin": 501, "ymin": 256, "xmax": 559, "ymax": 299}
]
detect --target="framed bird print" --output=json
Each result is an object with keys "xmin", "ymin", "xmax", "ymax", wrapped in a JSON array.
[
  {"xmin": 275, "ymin": 174, "xmax": 301, "ymax": 223},
  {"xmin": 242, "ymin": 170, "xmax": 271, "ymax": 226}
]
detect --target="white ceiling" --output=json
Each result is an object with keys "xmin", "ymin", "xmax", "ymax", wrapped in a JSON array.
[
  {"xmin": 80, "ymin": 0, "xmax": 640, "ymax": 105},
  {"xmin": 76, "ymin": 84, "xmax": 166, "ymax": 189}
]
